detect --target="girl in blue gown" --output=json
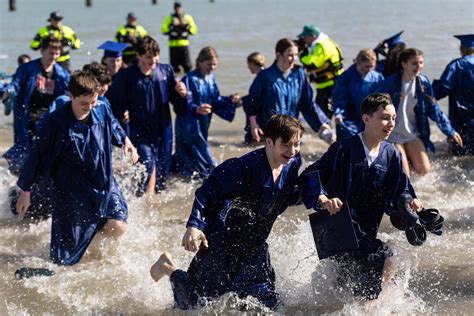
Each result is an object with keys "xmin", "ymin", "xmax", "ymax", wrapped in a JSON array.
[
  {"xmin": 173, "ymin": 47, "xmax": 240, "ymax": 178},
  {"xmin": 377, "ymin": 48, "xmax": 463, "ymax": 175}
]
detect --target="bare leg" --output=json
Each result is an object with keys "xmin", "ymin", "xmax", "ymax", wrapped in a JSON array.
[
  {"xmin": 100, "ymin": 219, "xmax": 127, "ymax": 238},
  {"xmin": 150, "ymin": 252, "xmax": 177, "ymax": 282},
  {"xmin": 405, "ymin": 138, "xmax": 430, "ymax": 175},
  {"xmin": 145, "ymin": 167, "xmax": 157, "ymax": 196},
  {"xmin": 395, "ymin": 143, "xmax": 411, "ymax": 177},
  {"xmin": 381, "ymin": 257, "xmax": 395, "ymax": 289}
]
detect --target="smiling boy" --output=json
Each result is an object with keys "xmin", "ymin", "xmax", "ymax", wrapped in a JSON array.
[
  {"xmin": 300, "ymin": 93, "xmax": 422, "ymax": 300},
  {"xmin": 16, "ymin": 71, "xmax": 138, "ymax": 266},
  {"xmin": 150, "ymin": 114, "xmax": 304, "ymax": 310}
]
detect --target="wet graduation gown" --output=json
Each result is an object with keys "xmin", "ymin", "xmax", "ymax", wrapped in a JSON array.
[
  {"xmin": 433, "ymin": 55, "xmax": 474, "ymax": 155},
  {"xmin": 377, "ymin": 73, "xmax": 456, "ymax": 152},
  {"xmin": 332, "ymin": 64, "xmax": 384, "ymax": 140},
  {"xmin": 247, "ymin": 63, "xmax": 329, "ymax": 133},
  {"xmin": 174, "ymin": 148, "xmax": 302, "ymax": 309},
  {"xmin": 17, "ymin": 101, "xmax": 128, "ymax": 265},
  {"xmin": 107, "ymin": 62, "xmax": 187, "ymax": 190},
  {"xmin": 300, "ymin": 135, "xmax": 415, "ymax": 299},
  {"xmin": 4, "ymin": 59, "xmax": 69, "ymax": 174},
  {"xmin": 173, "ymin": 70, "xmax": 235, "ymax": 177},
  {"xmin": 300, "ymin": 136, "xmax": 415, "ymax": 248}
]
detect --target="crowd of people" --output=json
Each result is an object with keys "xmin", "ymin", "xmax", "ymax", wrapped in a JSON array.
[{"xmin": 0, "ymin": 1, "xmax": 472, "ymax": 311}]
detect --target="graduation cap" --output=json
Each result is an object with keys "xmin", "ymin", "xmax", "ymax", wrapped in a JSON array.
[
  {"xmin": 383, "ymin": 30, "xmax": 405, "ymax": 49},
  {"xmin": 98, "ymin": 41, "xmax": 129, "ymax": 58},
  {"xmin": 308, "ymin": 202, "xmax": 359, "ymax": 260},
  {"xmin": 454, "ymin": 34, "xmax": 474, "ymax": 48}
]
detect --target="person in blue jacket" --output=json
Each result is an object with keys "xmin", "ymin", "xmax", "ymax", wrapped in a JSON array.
[
  {"xmin": 3, "ymin": 36, "xmax": 69, "ymax": 175},
  {"xmin": 172, "ymin": 46, "xmax": 240, "ymax": 178},
  {"xmin": 333, "ymin": 49, "xmax": 384, "ymax": 141},
  {"xmin": 300, "ymin": 93, "xmax": 423, "ymax": 300},
  {"xmin": 433, "ymin": 34, "xmax": 474, "ymax": 156},
  {"xmin": 247, "ymin": 38, "xmax": 332, "ymax": 144},
  {"xmin": 108, "ymin": 36, "xmax": 187, "ymax": 196},
  {"xmin": 15, "ymin": 71, "xmax": 139, "ymax": 266},
  {"xmin": 377, "ymin": 48, "xmax": 463, "ymax": 176},
  {"xmin": 242, "ymin": 52, "xmax": 266, "ymax": 144},
  {"xmin": 150, "ymin": 114, "xmax": 304, "ymax": 310}
]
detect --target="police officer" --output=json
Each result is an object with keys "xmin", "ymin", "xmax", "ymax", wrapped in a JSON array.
[
  {"xmin": 114, "ymin": 13, "xmax": 148, "ymax": 66},
  {"xmin": 161, "ymin": 2, "xmax": 198, "ymax": 74},
  {"xmin": 31, "ymin": 11, "xmax": 80, "ymax": 72},
  {"xmin": 298, "ymin": 25, "xmax": 344, "ymax": 119}
]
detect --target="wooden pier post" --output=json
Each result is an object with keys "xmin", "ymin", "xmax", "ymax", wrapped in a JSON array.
[
  {"xmin": 85, "ymin": 0, "xmax": 92, "ymax": 7},
  {"xmin": 9, "ymin": 0, "xmax": 17, "ymax": 11}
]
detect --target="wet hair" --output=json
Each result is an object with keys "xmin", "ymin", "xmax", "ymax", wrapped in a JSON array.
[
  {"xmin": 264, "ymin": 114, "xmax": 305, "ymax": 144},
  {"xmin": 383, "ymin": 42, "xmax": 406, "ymax": 77},
  {"xmin": 361, "ymin": 93, "xmax": 393, "ymax": 116},
  {"xmin": 355, "ymin": 49, "xmax": 376, "ymax": 64},
  {"xmin": 460, "ymin": 44, "xmax": 474, "ymax": 57},
  {"xmin": 247, "ymin": 52, "xmax": 265, "ymax": 68},
  {"xmin": 136, "ymin": 36, "xmax": 160, "ymax": 56},
  {"xmin": 82, "ymin": 62, "xmax": 112, "ymax": 86},
  {"xmin": 275, "ymin": 38, "xmax": 297, "ymax": 55},
  {"xmin": 397, "ymin": 48, "xmax": 434, "ymax": 104},
  {"xmin": 17, "ymin": 54, "xmax": 31, "ymax": 65},
  {"xmin": 68, "ymin": 70, "xmax": 100, "ymax": 97},
  {"xmin": 195, "ymin": 47, "xmax": 218, "ymax": 73},
  {"xmin": 40, "ymin": 35, "xmax": 61, "ymax": 51}
]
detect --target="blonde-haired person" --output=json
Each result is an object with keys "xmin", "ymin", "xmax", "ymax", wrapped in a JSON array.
[
  {"xmin": 378, "ymin": 48, "xmax": 463, "ymax": 175},
  {"xmin": 173, "ymin": 47, "xmax": 240, "ymax": 178},
  {"xmin": 333, "ymin": 49, "xmax": 385, "ymax": 141}
]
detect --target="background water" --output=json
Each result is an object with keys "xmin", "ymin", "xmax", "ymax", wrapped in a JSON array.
[{"xmin": 0, "ymin": 0, "xmax": 473, "ymax": 314}]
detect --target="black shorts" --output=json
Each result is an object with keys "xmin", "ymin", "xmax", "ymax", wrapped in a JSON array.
[{"xmin": 170, "ymin": 46, "xmax": 192, "ymax": 73}]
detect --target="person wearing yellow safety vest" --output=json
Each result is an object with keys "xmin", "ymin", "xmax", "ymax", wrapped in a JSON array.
[
  {"xmin": 30, "ymin": 12, "xmax": 80, "ymax": 72},
  {"xmin": 298, "ymin": 25, "xmax": 344, "ymax": 119},
  {"xmin": 115, "ymin": 12, "xmax": 148, "ymax": 66},
  {"xmin": 162, "ymin": 2, "xmax": 198, "ymax": 73}
]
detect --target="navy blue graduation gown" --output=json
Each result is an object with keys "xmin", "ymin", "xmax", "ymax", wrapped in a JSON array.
[
  {"xmin": 173, "ymin": 70, "xmax": 236, "ymax": 177},
  {"xmin": 300, "ymin": 135, "xmax": 416, "ymax": 254},
  {"xmin": 107, "ymin": 62, "xmax": 187, "ymax": 190},
  {"xmin": 17, "ymin": 101, "xmax": 128, "ymax": 265},
  {"xmin": 433, "ymin": 55, "xmax": 474, "ymax": 155},
  {"xmin": 185, "ymin": 148, "xmax": 302, "ymax": 308}
]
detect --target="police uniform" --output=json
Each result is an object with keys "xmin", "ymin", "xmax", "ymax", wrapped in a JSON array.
[
  {"xmin": 114, "ymin": 13, "xmax": 147, "ymax": 65},
  {"xmin": 298, "ymin": 25, "xmax": 344, "ymax": 119},
  {"xmin": 30, "ymin": 12, "xmax": 80, "ymax": 71},
  {"xmin": 162, "ymin": 3, "xmax": 198, "ymax": 73}
]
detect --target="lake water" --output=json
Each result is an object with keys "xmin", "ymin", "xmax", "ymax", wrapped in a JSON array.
[{"xmin": 0, "ymin": 0, "xmax": 473, "ymax": 314}]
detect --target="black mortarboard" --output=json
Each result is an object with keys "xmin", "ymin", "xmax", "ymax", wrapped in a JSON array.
[
  {"xmin": 383, "ymin": 31, "xmax": 405, "ymax": 49},
  {"xmin": 454, "ymin": 34, "xmax": 474, "ymax": 48},
  {"xmin": 308, "ymin": 202, "xmax": 359, "ymax": 260}
]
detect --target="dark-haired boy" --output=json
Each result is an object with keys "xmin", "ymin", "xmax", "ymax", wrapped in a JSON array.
[
  {"xmin": 108, "ymin": 35, "xmax": 187, "ymax": 196},
  {"xmin": 16, "ymin": 71, "xmax": 138, "ymax": 266},
  {"xmin": 4, "ymin": 36, "xmax": 69, "ymax": 174},
  {"xmin": 150, "ymin": 114, "xmax": 304, "ymax": 310},
  {"xmin": 300, "ymin": 93, "xmax": 423, "ymax": 300}
]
